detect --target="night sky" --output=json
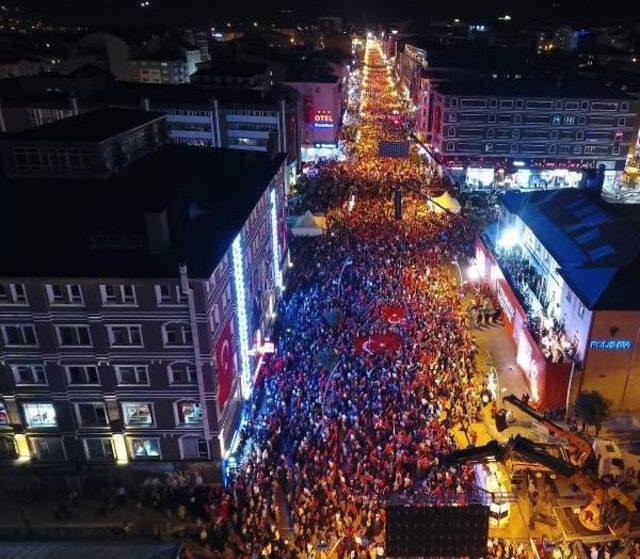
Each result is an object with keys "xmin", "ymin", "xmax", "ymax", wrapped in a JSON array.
[{"xmin": 19, "ymin": 0, "xmax": 640, "ymax": 27}]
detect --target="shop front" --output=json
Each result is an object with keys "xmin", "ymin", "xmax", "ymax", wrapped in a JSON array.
[{"xmin": 476, "ymin": 237, "xmax": 572, "ymax": 410}]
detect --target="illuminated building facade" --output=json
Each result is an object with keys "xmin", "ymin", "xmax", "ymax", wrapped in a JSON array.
[
  {"xmin": 0, "ymin": 109, "xmax": 288, "ymax": 473},
  {"xmin": 285, "ymin": 73, "xmax": 343, "ymax": 160},
  {"xmin": 476, "ymin": 189, "xmax": 640, "ymax": 410}
]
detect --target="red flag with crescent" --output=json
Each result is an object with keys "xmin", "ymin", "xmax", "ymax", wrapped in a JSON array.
[
  {"xmin": 354, "ymin": 333, "xmax": 403, "ymax": 355},
  {"xmin": 381, "ymin": 305, "xmax": 407, "ymax": 326},
  {"xmin": 216, "ymin": 319, "xmax": 234, "ymax": 408}
]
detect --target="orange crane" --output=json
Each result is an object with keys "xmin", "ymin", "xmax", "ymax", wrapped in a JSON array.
[{"xmin": 503, "ymin": 394, "xmax": 592, "ymax": 467}]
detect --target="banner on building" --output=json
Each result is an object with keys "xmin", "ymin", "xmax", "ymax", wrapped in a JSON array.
[{"xmin": 216, "ymin": 319, "xmax": 234, "ymax": 409}]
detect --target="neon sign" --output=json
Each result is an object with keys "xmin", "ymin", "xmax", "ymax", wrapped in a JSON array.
[
  {"xmin": 314, "ymin": 110, "xmax": 334, "ymax": 128},
  {"xmin": 590, "ymin": 339, "xmax": 632, "ymax": 350}
]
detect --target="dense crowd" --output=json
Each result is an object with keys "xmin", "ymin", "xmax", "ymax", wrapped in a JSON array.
[{"xmin": 185, "ymin": 41, "xmax": 499, "ymax": 558}]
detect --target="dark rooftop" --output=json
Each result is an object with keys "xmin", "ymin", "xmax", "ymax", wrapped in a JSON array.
[
  {"xmin": 0, "ymin": 108, "xmax": 164, "ymax": 142},
  {"xmin": 0, "ymin": 146, "xmax": 286, "ymax": 279},
  {"xmin": 435, "ymin": 75, "xmax": 634, "ymax": 99},
  {"xmin": 497, "ymin": 189, "xmax": 640, "ymax": 310},
  {"xmin": 0, "ymin": 541, "xmax": 180, "ymax": 559}
]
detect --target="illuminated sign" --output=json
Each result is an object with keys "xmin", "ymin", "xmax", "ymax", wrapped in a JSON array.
[
  {"xmin": 232, "ymin": 234, "xmax": 251, "ymax": 399},
  {"xmin": 590, "ymin": 339, "xmax": 632, "ymax": 350},
  {"xmin": 313, "ymin": 110, "xmax": 334, "ymax": 128}
]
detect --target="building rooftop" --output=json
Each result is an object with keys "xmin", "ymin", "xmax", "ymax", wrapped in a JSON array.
[
  {"xmin": 435, "ymin": 76, "xmax": 634, "ymax": 99},
  {"xmin": 0, "ymin": 107, "xmax": 164, "ymax": 142},
  {"xmin": 0, "ymin": 146, "xmax": 286, "ymax": 279},
  {"xmin": 497, "ymin": 189, "xmax": 640, "ymax": 310},
  {"xmin": 94, "ymin": 81, "xmax": 297, "ymax": 108}
]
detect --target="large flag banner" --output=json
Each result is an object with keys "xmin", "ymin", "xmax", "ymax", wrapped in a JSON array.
[
  {"xmin": 216, "ymin": 319, "xmax": 234, "ymax": 409},
  {"xmin": 381, "ymin": 305, "xmax": 407, "ymax": 326},
  {"xmin": 354, "ymin": 333, "xmax": 403, "ymax": 355}
]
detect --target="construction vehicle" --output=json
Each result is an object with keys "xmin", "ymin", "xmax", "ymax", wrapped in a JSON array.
[
  {"xmin": 441, "ymin": 434, "xmax": 636, "ymax": 535},
  {"xmin": 504, "ymin": 394, "xmax": 592, "ymax": 467}
]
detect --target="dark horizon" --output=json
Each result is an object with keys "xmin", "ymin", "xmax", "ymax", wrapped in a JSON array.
[{"xmin": 18, "ymin": 0, "xmax": 640, "ymax": 28}]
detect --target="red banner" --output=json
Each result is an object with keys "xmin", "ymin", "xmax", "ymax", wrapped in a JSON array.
[
  {"xmin": 354, "ymin": 333, "xmax": 403, "ymax": 355},
  {"xmin": 216, "ymin": 319, "xmax": 234, "ymax": 409},
  {"xmin": 381, "ymin": 305, "xmax": 407, "ymax": 326}
]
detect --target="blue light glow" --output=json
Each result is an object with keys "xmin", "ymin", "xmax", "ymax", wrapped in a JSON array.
[
  {"xmin": 270, "ymin": 188, "xmax": 284, "ymax": 291},
  {"xmin": 232, "ymin": 234, "xmax": 251, "ymax": 399}
]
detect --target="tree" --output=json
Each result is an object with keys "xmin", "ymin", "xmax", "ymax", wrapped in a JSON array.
[{"xmin": 573, "ymin": 391, "xmax": 610, "ymax": 435}]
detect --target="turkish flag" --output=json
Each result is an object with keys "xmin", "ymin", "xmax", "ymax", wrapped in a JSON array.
[
  {"xmin": 216, "ymin": 319, "xmax": 234, "ymax": 409},
  {"xmin": 381, "ymin": 305, "xmax": 406, "ymax": 326},
  {"xmin": 354, "ymin": 333, "xmax": 403, "ymax": 355}
]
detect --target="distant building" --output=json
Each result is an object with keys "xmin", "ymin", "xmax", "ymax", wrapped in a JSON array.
[
  {"xmin": 318, "ymin": 17, "xmax": 342, "ymax": 35},
  {"xmin": 425, "ymin": 78, "xmax": 638, "ymax": 188},
  {"xmin": 191, "ymin": 62, "xmax": 272, "ymax": 89},
  {"xmin": 129, "ymin": 44, "xmax": 202, "ymax": 84},
  {"xmin": 0, "ymin": 108, "xmax": 289, "ymax": 472},
  {"xmin": 285, "ymin": 69, "xmax": 343, "ymax": 160},
  {"xmin": 94, "ymin": 81, "xmax": 301, "ymax": 174},
  {"xmin": 476, "ymin": 189, "xmax": 640, "ymax": 410}
]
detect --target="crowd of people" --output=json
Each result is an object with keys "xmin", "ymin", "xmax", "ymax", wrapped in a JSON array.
[{"xmin": 184, "ymin": 41, "xmax": 522, "ymax": 558}]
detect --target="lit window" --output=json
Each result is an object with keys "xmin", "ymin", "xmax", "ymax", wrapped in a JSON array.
[
  {"xmin": 23, "ymin": 402, "xmax": 57, "ymax": 427},
  {"xmin": 176, "ymin": 401, "xmax": 203, "ymax": 425},
  {"xmin": 0, "ymin": 400, "xmax": 9, "ymax": 425},
  {"xmin": 130, "ymin": 437, "xmax": 160, "ymax": 458},
  {"xmin": 122, "ymin": 402, "xmax": 154, "ymax": 426}
]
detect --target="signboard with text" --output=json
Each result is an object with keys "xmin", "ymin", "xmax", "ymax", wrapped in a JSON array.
[{"xmin": 313, "ymin": 110, "xmax": 334, "ymax": 128}]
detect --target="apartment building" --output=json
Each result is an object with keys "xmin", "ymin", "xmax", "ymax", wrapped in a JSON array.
[
  {"xmin": 0, "ymin": 109, "xmax": 288, "ymax": 474},
  {"xmin": 428, "ymin": 80, "xmax": 638, "ymax": 189}
]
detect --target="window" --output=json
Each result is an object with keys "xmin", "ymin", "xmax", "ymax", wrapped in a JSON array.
[
  {"xmin": 122, "ymin": 402, "xmax": 154, "ymax": 426},
  {"xmin": 12, "ymin": 365, "xmax": 47, "ymax": 385},
  {"xmin": 573, "ymin": 145, "xmax": 582, "ymax": 154},
  {"xmin": 168, "ymin": 362, "xmax": 197, "ymax": 384},
  {"xmin": 23, "ymin": 402, "xmax": 57, "ymax": 427},
  {"xmin": 30, "ymin": 437, "xmax": 66, "ymax": 461},
  {"xmin": 130, "ymin": 437, "xmax": 160, "ymax": 459},
  {"xmin": 0, "ymin": 284, "xmax": 28, "ymax": 305},
  {"xmin": 115, "ymin": 365, "xmax": 149, "ymax": 386},
  {"xmin": 566, "ymin": 289, "xmax": 573, "ymax": 303},
  {"xmin": 75, "ymin": 403, "xmax": 108, "ymax": 427},
  {"xmin": 551, "ymin": 115, "xmax": 561, "ymax": 126},
  {"xmin": 175, "ymin": 401, "xmax": 203, "ymax": 425},
  {"xmin": 66, "ymin": 365, "xmax": 99, "ymax": 385},
  {"xmin": 108, "ymin": 325, "xmax": 143, "ymax": 347},
  {"xmin": 155, "ymin": 284, "xmax": 187, "ymax": 305},
  {"xmin": 83, "ymin": 438, "xmax": 115, "ymax": 461},
  {"xmin": 180, "ymin": 436, "xmax": 208, "ymax": 459},
  {"xmin": 577, "ymin": 303, "xmax": 585, "ymax": 318},
  {"xmin": 563, "ymin": 115, "xmax": 575, "ymax": 125},
  {"xmin": 56, "ymin": 325, "xmax": 92, "ymax": 347},
  {"xmin": 0, "ymin": 436, "xmax": 16, "ymax": 459},
  {"xmin": 485, "ymin": 143, "xmax": 494, "ymax": 153},
  {"xmin": 578, "ymin": 116, "xmax": 587, "ymax": 125},
  {"xmin": 2, "ymin": 325, "xmax": 37, "ymax": 346},
  {"xmin": 576, "ymin": 131, "xmax": 584, "ymax": 140},
  {"xmin": 46, "ymin": 284, "xmax": 83, "ymax": 305},
  {"xmin": 0, "ymin": 400, "xmax": 9, "ymax": 425},
  {"xmin": 162, "ymin": 322, "xmax": 193, "ymax": 346},
  {"xmin": 618, "ymin": 117, "xmax": 626, "ymax": 126},
  {"xmin": 100, "ymin": 285, "xmax": 137, "ymax": 305}
]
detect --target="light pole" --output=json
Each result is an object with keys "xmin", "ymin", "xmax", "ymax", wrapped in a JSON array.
[{"xmin": 337, "ymin": 256, "xmax": 353, "ymax": 295}]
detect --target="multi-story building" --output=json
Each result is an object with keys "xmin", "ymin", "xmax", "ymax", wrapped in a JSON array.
[
  {"xmin": 475, "ymin": 188, "xmax": 640, "ymax": 411},
  {"xmin": 94, "ymin": 81, "xmax": 301, "ymax": 176},
  {"xmin": 285, "ymin": 71, "xmax": 343, "ymax": 160},
  {"xmin": 0, "ymin": 108, "xmax": 289, "ymax": 475},
  {"xmin": 426, "ymin": 79, "xmax": 638, "ymax": 189},
  {"xmin": 129, "ymin": 45, "xmax": 202, "ymax": 85}
]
